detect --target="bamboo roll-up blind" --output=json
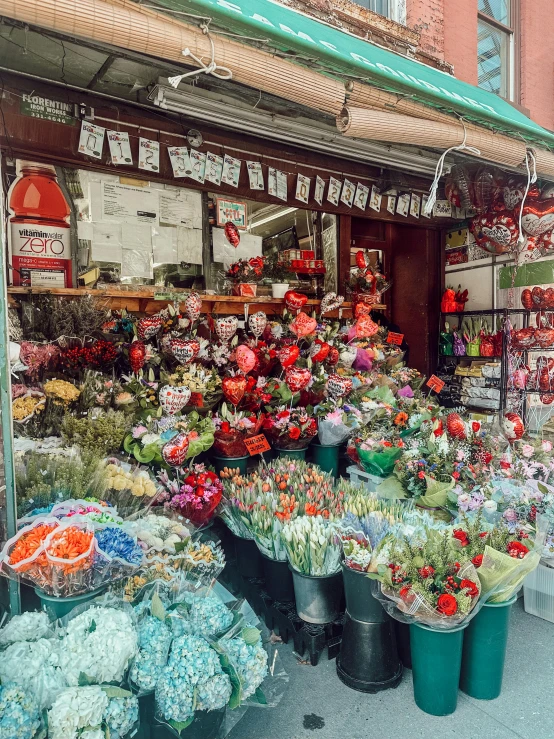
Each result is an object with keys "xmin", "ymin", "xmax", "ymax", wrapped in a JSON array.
[
  {"xmin": 530, "ymin": 149, "xmax": 554, "ymax": 179},
  {"xmin": 338, "ymin": 107, "xmax": 527, "ymax": 169},
  {"xmin": 0, "ymin": 0, "xmax": 346, "ymax": 116}
]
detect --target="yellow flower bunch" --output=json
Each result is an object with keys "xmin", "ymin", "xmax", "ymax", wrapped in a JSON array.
[
  {"xmin": 105, "ymin": 463, "xmax": 157, "ymax": 497},
  {"xmin": 43, "ymin": 379, "xmax": 80, "ymax": 405},
  {"xmin": 12, "ymin": 394, "xmax": 45, "ymax": 421}
]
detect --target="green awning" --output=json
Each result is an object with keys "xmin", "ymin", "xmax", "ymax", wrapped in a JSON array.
[{"xmin": 151, "ymin": 0, "xmax": 554, "ymax": 148}]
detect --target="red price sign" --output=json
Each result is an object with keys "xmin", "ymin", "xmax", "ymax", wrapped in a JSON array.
[
  {"xmin": 387, "ymin": 332, "xmax": 404, "ymax": 345},
  {"xmin": 244, "ymin": 434, "xmax": 271, "ymax": 456},
  {"xmin": 426, "ymin": 375, "xmax": 445, "ymax": 393},
  {"xmin": 189, "ymin": 392, "xmax": 204, "ymax": 407}
]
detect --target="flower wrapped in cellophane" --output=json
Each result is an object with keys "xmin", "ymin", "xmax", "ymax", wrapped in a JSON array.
[
  {"xmin": 281, "ymin": 516, "xmax": 341, "ymax": 576},
  {"xmin": 48, "ymin": 685, "xmax": 139, "ymax": 739},
  {"xmin": 0, "ymin": 682, "xmax": 42, "ymax": 739}
]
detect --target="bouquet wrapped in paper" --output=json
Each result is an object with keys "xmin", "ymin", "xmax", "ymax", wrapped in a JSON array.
[
  {"xmin": 155, "ymin": 463, "xmax": 223, "ymax": 527},
  {"xmin": 314, "ymin": 399, "xmax": 362, "ymax": 447}
]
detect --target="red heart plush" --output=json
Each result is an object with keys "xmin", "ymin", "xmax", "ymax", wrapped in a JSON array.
[
  {"xmin": 284, "ymin": 291, "xmax": 308, "ymax": 312},
  {"xmin": 278, "ymin": 345, "xmax": 300, "ymax": 368},
  {"xmin": 137, "ymin": 315, "xmax": 164, "ymax": 341},
  {"xmin": 521, "ymin": 199, "xmax": 554, "ymax": 237},
  {"xmin": 162, "ymin": 433, "xmax": 189, "ymax": 467},
  {"xmin": 222, "ymin": 376, "xmax": 247, "ymax": 406},
  {"xmin": 285, "ymin": 367, "xmax": 312, "ymax": 393},
  {"xmin": 290, "ymin": 312, "xmax": 317, "ymax": 337},
  {"xmin": 327, "ymin": 374, "xmax": 353, "ymax": 399}
]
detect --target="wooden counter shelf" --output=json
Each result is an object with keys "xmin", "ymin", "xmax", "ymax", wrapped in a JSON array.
[{"xmin": 7, "ymin": 286, "xmax": 385, "ymax": 318}]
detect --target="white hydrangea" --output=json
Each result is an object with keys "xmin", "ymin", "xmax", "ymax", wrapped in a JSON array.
[
  {"xmin": 0, "ymin": 611, "xmax": 52, "ymax": 645},
  {"xmin": 0, "ymin": 637, "xmax": 65, "ymax": 710},
  {"xmin": 48, "ymin": 687, "xmax": 108, "ymax": 739}
]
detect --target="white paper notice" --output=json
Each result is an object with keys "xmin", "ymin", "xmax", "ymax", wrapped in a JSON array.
[
  {"xmin": 107, "ymin": 131, "xmax": 133, "ymax": 166},
  {"xmin": 159, "ymin": 189, "xmax": 202, "ymax": 229},
  {"xmin": 177, "ymin": 227, "xmax": 203, "ymax": 265},
  {"xmin": 205, "ymin": 152, "xmax": 223, "ymax": 185},
  {"xmin": 138, "ymin": 138, "xmax": 160, "ymax": 173},
  {"xmin": 327, "ymin": 177, "xmax": 341, "ymax": 206},
  {"xmin": 314, "ymin": 175, "xmax": 325, "ymax": 206},
  {"xmin": 410, "ymin": 193, "xmax": 421, "ymax": 219},
  {"xmin": 369, "ymin": 186, "xmax": 382, "ymax": 212},
  {"xmin": 341, "ymin": 180, "xmax": 355, "ymax": 208},
  {"xmin": 121, "ymin": 249, "xmax": 153, "ymax": 279},
  {"xmin": 354, "ymin": 183, "xmax": 369, "ymax": 211},
  {"xmin": 77, "ymin": 221, "xmax": 94, "ymax": 241},
  {"xmin": 189, "ymin": 150, "xmax": 206, "ymax": 184},
  {"xmin": 247, "ymin": 161, "xmax": 264, "ymax": 190},
  {"xmin": 433, "ymin": 200, "xmax": 453, "ymax": 217},
  {"xmin": 91, "ymin": 223, "xmax": 122, "ymax": 263},
  {"xmin": 78, "ymin": 121, "xmax": 105, "ymax": 159},
  {"xmin": 153, "ymin": 227, "xmax": 179, "ymax": 264},
  {"xmin": 268, "ymin": 168, "xmax": 277, "ymax": 198},
  {"xmin": 167, "ymin": 147, "xmax": 192, "ymax": 179},
  {"xmin": 276, "ymin": 170, "xmax": 288, "ymax": 202},
  {"xmin": 396, "ymin": 193, "xmax": 410, "ymax": 217},
  {"xmin": 101, "ymin": 182, "xmax": 158, "ymax": 224},
  {"xmin": 296, "ymin": 174, "xmax": 310, "ymax": 204},
  {"xmin": 92, "ymin": 243, "xmax": 123, "ymax": 263},
  {"xmin": 121, "ymin": 223, "xmax": 152, "ymax": 252},
  {"xmin": 212, "ymin": 227, "xmax": 262, "ymax": 265},
  {"xmin": 387, "ymin": 195, "xmax": 397, "ymax": 214},
  {"xmin": 221, "ymin": 154, "xmax": 241, "ymax": 187}
]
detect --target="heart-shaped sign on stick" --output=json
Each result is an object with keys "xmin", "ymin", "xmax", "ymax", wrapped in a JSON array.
[
  {"xmin": 137, "ymin": 315, "xmax": 164, "ymax": 341},
  {"xmin": 159, "ymin": 385, "xmax": 191, "ymax": 415},
  {"xmin": 285, "ymin": 366, "xmax": 312, "ymax": 393},
  {"xmin": 284, "ymin": 291, "xmax": 308, "ymax": 312},
  {"xmin": 290, "ymin": 312, "xmax": 317, "ymax": 338},
  {"xmin": 170, "ymin": 339, "xmax": 200, "ymax": 364},
  {"xmin": 327, "ymin": 374, "xmax": 353, "ymax": 399},
  {"xmin": 278, "ymin": 345, "xmax": 300, "ymax": 368}
]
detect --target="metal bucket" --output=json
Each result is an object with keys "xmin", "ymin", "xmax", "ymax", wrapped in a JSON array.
[{"xmin": 290, "ymin": 566, "xmax": 343, "ymax": 624}]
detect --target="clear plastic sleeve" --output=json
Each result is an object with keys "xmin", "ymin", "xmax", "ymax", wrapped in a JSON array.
[{"xmin": 317, "ymin": 420, "xmax": 354, "ymax": 447}]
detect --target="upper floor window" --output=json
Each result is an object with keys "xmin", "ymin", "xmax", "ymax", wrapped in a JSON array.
[
  {"xmin": 350, "ymin": 0, "xmax": 404, "ymax": 24},
  {"xmin": 478, "ymin": 0, "xmax": 516, "ymax": 100}
]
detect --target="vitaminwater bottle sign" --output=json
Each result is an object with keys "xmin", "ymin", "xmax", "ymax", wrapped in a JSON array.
[{"xmin": 8, "ymin": 160, "xmax": 72, "ymax": 287}]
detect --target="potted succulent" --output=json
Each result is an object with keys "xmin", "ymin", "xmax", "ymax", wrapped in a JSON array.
[{"xmin": 262, "ymin": 255, "xmax": 294, "ymax": 299}]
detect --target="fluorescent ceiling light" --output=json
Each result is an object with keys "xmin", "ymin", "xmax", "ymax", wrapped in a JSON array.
[
  {"xmin": 250, "ymin": 207, "xmax": 298, "ymax": 229},
  {"xmin": 148, "ymin": 83, "xmax": 442, "ymax": 176}
]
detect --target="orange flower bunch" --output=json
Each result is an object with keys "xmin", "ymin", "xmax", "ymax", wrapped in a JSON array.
[
  {"xmin": 8, "ymin": 523, "xmax": 57, "ymax": 569},
  {"xmin": 394, "ymin": 411, "xmax": 409, "ymax": 427},
  {"xmin": 46, "ymin": 526, "xmax": 94, "ymax": 573},
  {"xmin": 275, "ymin": 492, "xmax": 298, "ymax": 522}
]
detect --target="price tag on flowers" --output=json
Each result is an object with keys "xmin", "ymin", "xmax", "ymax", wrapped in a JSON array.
[
  {"xmin": 244, "ymin": 434, "xmax": 271, "ymax": 456},
  {"xmin": 426, "ymin": 375, "xmax": 445, "ymax": 393},
  {"xmin": 387, "ymin": 332, "xmax": 404, "ymax": 345}
]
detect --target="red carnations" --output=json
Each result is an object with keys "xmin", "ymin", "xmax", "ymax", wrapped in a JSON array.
[
  {"xmin": 289, "ymin": 427, "xmax": 301, "ymax": 440},
  {"xmin": 418, "ymin": 566, "xmax": 435, "ymax": 579},
  {"xmin": 472, "ymin": 554, "xmax": 484, "ymax": 568}
]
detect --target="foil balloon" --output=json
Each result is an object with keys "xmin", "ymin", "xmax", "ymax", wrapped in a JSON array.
[
  {"xmin": 472, "ymin": 165, "xmax": 504, "ymax": 213},
  {"xmin": 159, "ymin": 385, "xmax": 191, "ymax": 415},
  {"xmin": 248, "ymin": 311, "xmax": 267, "ymax": 339},
  {"xmin": 445, "ymin": 164, "xmax": 474, "ymax": 209},
  {"xmin": 539, "ymin": 229, "xmax": 554, "ymax": 255},
  {"xmin": 137, "ymin": 315, "xmax": 163, "ymax": 341},
  {"xmin": 521, "ymin": 289, "xmax": 533, "ymax": 310},
  {"xmin": 310, "ymin": 340, "xmax": 330, "ymax": 363},
  {"xmin": 185, "ymin": 292, "xmax": 202, "ymax": 323},
  {"xmin": 521, "ymin": 199, "xmax": 554, "ymax": 237},
  {"xmin": 355, "ymin": 250, "xmax": 369, "ymax": 269},
  {"xmin": 278, "ymin": 345, "xmax": 300, "ymax": 368},
  {"xmin": 354, "ymin": 302, "xmax": 372, "ymax": 319},
  {"xmin": 236, "ymin": 345, "xmax": 257, "ymax": 374},
  {"xmin": 320, "ymin": 292, "xmax": 344, "ymax": 315},
  {"xmin": 215, "ymin": 316, "xmax": 238, "ymax": 342},
  {"xmin": 502, "ymin": 412, "xmax": 525, "ymax": 441},
  {"xmin": 327, "ymin": 347, "xmax": 340, "ymax": 365},
  {"xmin": 446, "ymin": 412, "xmax": 467, "ymax": 440},
  {"xmin": 162, "ymin": 433, "xmax": 189, "ymax": 467},
  {"xmin": 327, "ymin": 374, "xmax": 353, "ymax": 399},
  {"xmin": 290, "ymin": 312, "xmax": 317, "ymax": 338},
  {"xmin": 503, "ymin": 176, "xmax": 540, "ymax": 211},
  {"xmin": 222, "ymin": 376, "xmax": 247, "ymax": 406},
  {"xmin": 355, "ymin": 315, "xmax": 379, "ymax": 338},
  {"xmin": 224, "ymin": 221, "xmax": 241, "ymax": 247},
  {"xmin": 129, "ymin": 341, "xmax": 146, "ymax": 374},
  {"xmin": 170, "ymin": 338, "xmax": 200, "ymax": 364},
  {"xmin": 284, "ymin": 291, "xmax": 308, "ymax": 312},
  {"xmin": 285, "ymin": 366, "xmax": 312, "ymax": 393},
  {"xmin": 470, "ymin": 211, "xmax": 519, "ymax": 251}
]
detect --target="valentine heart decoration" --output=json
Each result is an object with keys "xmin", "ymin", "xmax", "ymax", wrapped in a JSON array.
[
  {"xmin": 129, "ymin": 341, "xmax": 146, "ymax": 374},
  {"xmin": 224, "ymin": 221, "xmax": 241, "ymax": 247},
  {"xmin": 248, "ymin": 311, "xmax": 267, "ymax": 339},
  {"xmin": 471, "ymin": 211, "xmax": 519, "ymax": 250},
  {"xmin": 503, "ymin": 177, "xmax": 540, "ymax": 211},
  {"xmin": 541, "ymin": 394, "xmax": 554, "ymax": 405},
  {"xmin": 472, "ymin": 165, "xmax": 504, "ymax": 213},
  {"xmin": 284, "ymin": 291, "xmax": 308, "ymax": 312},
  {"xmin": 355, "ymin": 250, "xmax": 369, "ymax": 269},
  {"xmin": 290, "ymin": 312, "xmax": 317, "ymax": 338},
  {"xmin": 445, "ymin": 164, "xmax": 475, "ymax": 210},
  {"xmin": 320, "ymin": 292, "xmax": 344, "ymax": 315},
  {"xmin": 446, "ymin": 412, "xmax": 467, "ymax": 440},
  {"xmin": 278, "ymin": 345, "xmax": 300, "ymax": 368},
  {"xmin": 310, "ymin": 340, "xmax": 330, "ymax": 363},
  {"xmin": 162, "ymin": 433, "xmax": 189, "ymax": 467},
  {"xmin": 215, "ymin": 316, "xmax": 238, "ymax": 343},
  {"xmin": 521, "ymin": 289, "xmax": 533, "ymax": 310},
  {"xmin": 222, "ymin": 375, "xmax": 247, "ymax": 406},
  {"xmin": 502, "ymin": 412, "xmax": 524, "ymax": 441},
  {"xmin": 285, "ymin": 366, "xmax": 312, "ymax": 393},
  {"xmin": 137, "ymin": 315, "xmax": 163, "ymax": 341},
  {"xmin": 236, "ymin": 345, "xmax": 257, "ymax": 373},
  {"xmin": 159, "ymin": 385, "xmax": 191, "ymax": 415},
  {"xmin": 327, "ymin": 347, "xmax": 340, "ymax": 365},
  {"xmin": 521, "ymin": 199, "xmax": 554, "ymax": 237},
  {"xmin": 355, "ymin": 315, "xmax": 379, "ymax": 338},
  {"xmin": 327, "ymin": 374, "xmax": 353, "ymax": 399},
  {"xmin": 170, "ymin": 338, "xmax": 200, "ymax": 364},
  {"xmin": 354, "ymin": 302, "xmax": 372, "ymax": 319},
  {"xmin": 184, "ymin": 292, "xmax": 202, "ymax": 323},
  {"xmin": 539, "ymin": 229, "xmax": 554, "ymax": 255}
]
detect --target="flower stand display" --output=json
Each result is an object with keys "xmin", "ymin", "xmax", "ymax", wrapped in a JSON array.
[
  {"xmin": 211, "ymin": 454, "xmax": 250, "ymax": 476},
  {"xmin": 460, "ymin": 596, "xmax": 516, "ymax": 700},
  {"xmin": 273, "ymin": 446, "xmax": 308, "ymax": 460}
]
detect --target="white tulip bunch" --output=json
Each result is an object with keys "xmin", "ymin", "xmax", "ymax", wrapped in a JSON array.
[{"xmin": 281, "ymin": 515, "xmax": 341, "ymax": 576}]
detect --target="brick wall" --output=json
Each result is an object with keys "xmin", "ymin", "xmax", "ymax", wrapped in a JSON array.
[
  {"xmin": 520, "ymin": 0, "xmax": 554, "ymax": 130},
  {"xmin": 442, "ymin": 0, "xmax": 478, "ymax": 85},
  {"xmin": 406, "ymin": 0, "xmax": 445, "ymax": 59}
]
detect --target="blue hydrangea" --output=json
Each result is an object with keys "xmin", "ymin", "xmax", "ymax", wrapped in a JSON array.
[
  {"xmin": 0, "ymin": 683, "xmax": 41, "ymax": 739},
  {"xmin": 129, "ymin": 616, "xmax": 172, "ymax": 692},
  {"xmin": 223, "ymin": 635, "xmax": 268, "ymax": 699},
  {"xmin": 104, "ymin": 695, "xmax": 139, "ymax": 739},
  {"xmin": 170, "ymin": 592, "xmax": 234, "ymax": 638},
  {"xmin": 156, "ymin": 635, "xmax": 231, "ymax": 723},
  {"xmin": 95, "ymin": 526, "xmax": 143, "ymax": 566}
]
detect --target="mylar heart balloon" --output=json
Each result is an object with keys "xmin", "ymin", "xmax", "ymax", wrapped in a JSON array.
[
  {"xmin": 355, "ymin": 315, "xmax": 379, "ymax": 338},
  {"xmin": 327, "ymin": 374, "xmax": 353, "ymax": 399},
  {"xmin": 159, "ymin": 385, "xmax": 191, "ymax": 415},
  {"xmin": 539, "ymin": 230, "xmax": 554, "ymax": 255},
  {"xmin": 162, "ymin": 433, "xmax": 189, "ymax": 467},
  {"xmin": 354, "ymin": 301, "xmax": 372, "ymax": 318},
  {"xmin": 215, "ymin": 316, "xmax": 238, "ymax": 342},
  {"xmin": 184, "ymin": 292, "xmax": 202, "ymax": 323},
  {"xmin": 129, "ymin": 341, "xmax": 146, "ymax": 374},
  {"xmin": 248, "ymin": 311, "xmax": 267, "ymax": 338},
  {"xmin": 503, "ymin": 177, "xmax": 540, "ymax": 210},
  {"xmin": 170, "ymin": 338, "xmax": 200, "ymax": 364},
  {"xmin": 502, "ymin": 412, "xmax": 524, "ymax": 441},
  {"xmin": 285, "ymin": 366, "xmax": 312, "ymax": 393},
  {"xmin": 222, "ymin": 375, "xmax": 247, "ymax": 406},
  {"xmin": 521, "ymin": 199, "xmax": 554, "ymax": 237},
  {"xmin": 290, "ymin": 312, "xmax": 317, "ymax": 338},
  {"xmin": 284, "ymin": 291, "xmax": 308, "ymax": 312},
  {"xmin": 310, "ymin": 340, "xmax": 330, "ymax": 363},
  {"xmin": 278, "ymin": 345, "xmax": 300, "ymax": 368},
  {"xmin": 224, "ymin": 221, "xmax": 241, "ymax": 247},
  {"xmin": 355, "ymin": 250, "xmax": 369, "ymax": 269},
  {"xmin": 320, "ymin": 292, "xmax": 344, "ymax": 315},
  {"xmin": 137, "ymin": 315, "xmax": 164, "ymax": 341},
  {"xmin": 471, "ymin": 211, "xmax": 519, "ymax": 249},
  {"xmin": 327, "ymin": 347, "xmax": 340, "ymax": 365},
  {"xmin": 236, "ymin": 345, "xmax": 256, "ymax": 373},
  {"xmin": 521, "ymin": 289, "xmax": 533, "ymax": 310},
  {"xmin": 446, "ymin": 412, "xmax": 467, "ymax": 440}
]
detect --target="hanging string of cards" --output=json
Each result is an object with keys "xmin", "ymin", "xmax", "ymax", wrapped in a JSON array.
[{"xmin": 78, "ymin": 120, "xmax": 445, "ymax": 218}]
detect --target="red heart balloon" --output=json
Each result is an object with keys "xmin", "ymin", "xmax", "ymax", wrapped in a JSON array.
[
  {"xmin": 284, "ymin": 291, "xmax": 308, "ymax": 312},
  {"xmin": 446, "ymin": 412, "xmax": 467, "ymax": 440},
  {"xmin": 355, "ymin": 250, "xmax": 369, "ymax": 269},
  {"xmin": 224, "ymin": 221, "xmax": 241, "ymax": 247},
  {"xmin": 327, "ymin": 347, "xmax": 340, "ymax": 365},
  {"xmin": 285, "ymin": 367, "xmax": 312, "ymax": 393},
  {"xmin": 502, "ymin": 412, "xmax": 524, "ymax": 441},
  {"xmin": 129, "ymin": 341, "xmax": 146, "ymax": 374},
  {"xmin": 278, "ymin": 345, "xmax": 300, "ymax": 368},
  {"xmin": 236, "ymin": 345, "xmax": 256, "ymax": 373},
  {"xmin": 290, "ymin": 312, "xmax": 317, "ymax": 338},
  {"xmin": 355, "ymin": 315, "xmax": 379, "ymax": 338},
  {"xmin": 326, "ymin": 374, "xmax": 353, "ymax": 399},
  {"xmin": 521, "ymin": 199, "xmax": 554, "ymax": 237},
  {"xmin": 503, "ymin": 176, "xmax": 541, "ymax": 210},
  {"xmin": 471, "ymin": 211, "xmax": 519, "ymax": 250},
  {"xmin": 137, "ymin": 315, "xmax": 164, "ymax": 341},
  {"xmin": 170, "ymin": 339, "xmax": 200, "ymax": 364},
  {"xmin": 311, "ymin": 340, "xmax": 330, "ymax": 363},
  {"xmin": 222, "ymin": 376, "xmax": 247, "ymax": 406},
  {"xmin": 162, "ymin": 433, "xmax": 189, "ymax": 467},
  {"xmin": 521, "ymin": 289, "xmax": 533, "ymax": 310},
  {"xmin": 354, "ymin": 302, "xmax": 372, "ymax": 318}
]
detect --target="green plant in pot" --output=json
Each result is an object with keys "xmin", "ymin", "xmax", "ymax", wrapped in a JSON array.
[{"xmin": 262, "ymin": 255, "xmax": 294, "ymax": 299}]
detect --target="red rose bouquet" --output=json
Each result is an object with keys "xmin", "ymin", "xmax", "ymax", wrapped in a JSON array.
[
  {"xmin": 156, "ymin": 463, "xmax": 223, "ymax": 526},
  {"xmin": 212, "ymin": 402, "xmax": 261, "ymax": 458},
  {"xmin": 262, "ymin": 406, "xmax": 318, "ymax": 450}
]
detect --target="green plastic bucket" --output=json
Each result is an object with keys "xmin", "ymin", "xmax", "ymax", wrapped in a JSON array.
[
  {"xmin": 211, "ymin": 454, "xmax": 249, "ymax": 476},
  {"xmin": 35, "ymin": 586, "xmax": 106, "ymax": 619},
  {"xmin": 311, "ymin": 442, "xmax": 341, "ymax": 477},
  {"xmin": 410, "ymin": 621, "xmax": 467, "ymax": 715},
  {"xmin": 274, "ymin": 447, "xmax": 308, "ymax": 460},
  {"xmin": 460, "ymin": 596, "xmax": 516, "ymax": 700}
]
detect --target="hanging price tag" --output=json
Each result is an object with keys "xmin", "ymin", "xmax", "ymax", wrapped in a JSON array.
[
  {"xmin": 247, "ymin": 161, "xmax": 264, "ymax": 190},
  {"xmin": 107, "ymin": 131, "xmax": 133, "ymax": 165},
  {"xmin": 387, "ymin": 332, "xmax": 404, "ymax": 345},
  {"xmin": 426, "ymin": 375, "xmax": 445, "ymax": 393},
  {"xmin": 244, "ymin": 434, "xmax": 271, "ymax": 456},
  {"xmin": 205, "ymin": 152, "xmax": 224, "ymax": 185},
  {"xmin": 138, "ymin": 138, "xmax": 160, "ymax": 172},
  {"xmin": 314, "ymin": 175, "xmax": 325, "ymax": 206},
  {"xmin": 189, "ymin": 150, "xmax": 206, "ymax": 183},
  {"xmin": 78, "ymin": 121, "xmax": 105, "ymax": 159}
]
